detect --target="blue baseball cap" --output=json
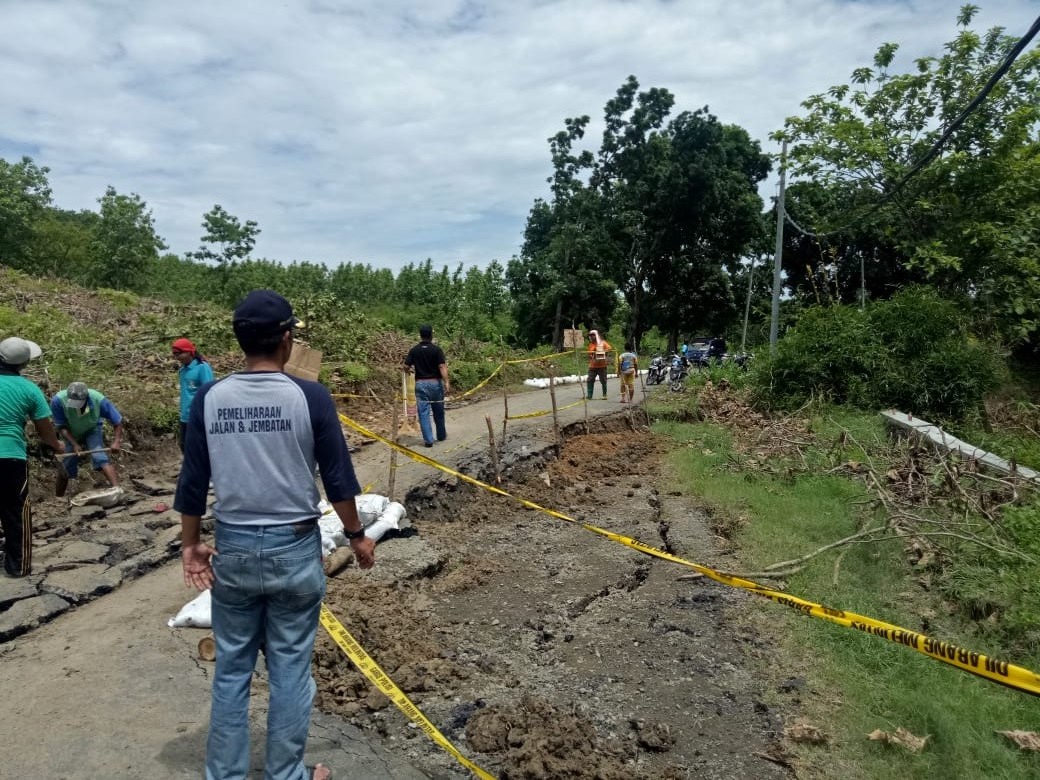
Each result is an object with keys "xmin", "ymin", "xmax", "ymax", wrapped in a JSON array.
[{"xmin": 233, "ymin": 290, "xmax": 301, "ymax": 337}]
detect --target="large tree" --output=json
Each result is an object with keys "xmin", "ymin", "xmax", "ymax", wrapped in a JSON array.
[
  {"xmin": 0, "ymin": 156, "xmax": 52, "ymax": 270},
  {"xmin": 32, "ymin": 208, "xmax": 100, "ymax": 282},
  {"xmin": 188, "ymin": 204, "xmax": 261, "ymax": 302},
  {"xmin": 511, "ymin": 77, "xmax": 770, "ymax": 349},
  {"xmin": 636, "ymin": 110, "xmax": 772, "ymax": 346},
  {"xmin": 91, "ymin": 186, "xmax": 165, "ymax": 291},
  {"xmin": 774, "ymin": 5, "xmax": 1040, "ymax": 350},
  {"xmin": 507, "ymin": 190, "xmax": 619, "ymax": 349}
]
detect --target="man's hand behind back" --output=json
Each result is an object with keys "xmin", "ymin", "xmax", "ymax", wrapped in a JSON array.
[
  {"xmin": 183, "ymin": 542, "xmax": 217, "ymax": 590},
  {"xmin": 350, "ymin": 536, "xmax": 375, "ymax": 569}
]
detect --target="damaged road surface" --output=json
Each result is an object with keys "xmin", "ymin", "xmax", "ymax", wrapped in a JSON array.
[
  {"xmin": 0, "ymin": 387, "xmax": 787, "ymax": 778},
  {"xmin": 316, "ymin": 424, "xmax": 788, "ymax": 779}
]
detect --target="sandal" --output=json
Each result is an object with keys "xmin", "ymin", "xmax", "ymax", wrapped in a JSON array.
[{"xmin": 308, "ymin": 764, "xmax": 333, "ymax": 780}]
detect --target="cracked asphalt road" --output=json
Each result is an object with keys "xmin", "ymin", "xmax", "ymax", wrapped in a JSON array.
[{"xmin": 0, "ymin": 384, "xmax": 636, "ymax": 779}]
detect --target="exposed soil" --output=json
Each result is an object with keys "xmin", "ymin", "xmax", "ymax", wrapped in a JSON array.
[
  {"xmin": 315, "ymin": 423, "xmax": 791, "ymax": 779},
  {"xmin": 3, "ymin": 375, "xmax": 795, "ymax": 778}
]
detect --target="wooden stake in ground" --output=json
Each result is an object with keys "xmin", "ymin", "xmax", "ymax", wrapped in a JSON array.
[
  {"xmin": 548, "ymin": 363, "xmax": 561, "ymax": 457},
  {"xmin": 502, "ymin": 384, "xmax": 509, "ymax": 451},
  {"xmin": 637, "ymin": 370, "xmax": 652, "ymax": 428},
  {"xmin": 485, "ymin": 415, "xmax": 501, "ymax": 484},
  {"xmin": 399, "ymin": 370, "xmax": 407, "ymax": 430},
  {"xmin": 583, "ymin": 379, "xmax": 590, "ymax": 436},
  {"xmin": 387, "ymin": 398, "xmax": 400, "ymax": 501}
]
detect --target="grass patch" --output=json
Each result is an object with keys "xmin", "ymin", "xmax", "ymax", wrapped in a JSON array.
[{"xmin": 655, "ymin": 412, "xmax": 1040, "ymax": 778}]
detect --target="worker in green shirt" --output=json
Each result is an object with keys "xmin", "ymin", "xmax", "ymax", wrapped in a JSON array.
[
  {"xmin": 0, "ymin": 337, "xmax": 62, "ymax": 577},
  {"xmin": 51, "ymin": 381, "xmax": 124, "ymax": 494}
]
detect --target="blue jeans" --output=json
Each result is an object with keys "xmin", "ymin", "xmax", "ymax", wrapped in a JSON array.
[
  {"xmin": 206, "ymin": 521, "xmax": 326, "ymax": 780},
  {"xmin": 414, "ymin": 379, "xmax": 447, "ymax": 445},
  {"xmin": 62, "ymin": 425, "xmax": 108, "ymax": 478}
]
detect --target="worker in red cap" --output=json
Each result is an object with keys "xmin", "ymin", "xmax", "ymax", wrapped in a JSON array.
[{"xmin": 172, "ymin": 338, "xmax": 214, "ymax": 452}]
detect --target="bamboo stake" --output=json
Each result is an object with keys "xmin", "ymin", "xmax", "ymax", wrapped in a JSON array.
[
  {"xmin": 501, "ymin": 384, "xmax": 509, "ymax": 451},
  {"xmin": 401, "ymin": 371, "xmax": 412, "ymax": 432},
  {"xmin": 583, "ymin": 385, "xmax": 589, "ymax": 436},
  {"xmin": 387, "ymin": 398, "xmax": 400, "ymax": 501},
  {"xmin": 638, "ymin": 368, "xmax": 652, "ymax": 428},
  {"xmin": 548, "ymin": 363, "xmax": 561, "ymax": 456},
  {"xmin": 485, "ymin": 415, "xmax": 501, "ymax": 484}
]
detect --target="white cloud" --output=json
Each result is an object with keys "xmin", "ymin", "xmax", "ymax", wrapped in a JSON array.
[{"xmin": 0, "ymin": 0, "xmax": 1034, "ymax": 271}]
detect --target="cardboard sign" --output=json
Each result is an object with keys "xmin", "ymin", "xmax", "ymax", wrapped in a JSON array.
[
  {"xmin": 285, "ymin": 341, "xmax": 322, "ymax": 382},
  {"xmin": 563, "ymin": 328, "xmax": 584, "ymax": 349}
]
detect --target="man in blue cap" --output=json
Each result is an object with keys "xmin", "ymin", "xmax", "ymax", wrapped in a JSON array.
[{"xmin": 175, "ymin": 290, "xmax": 373, "ymax": 780}]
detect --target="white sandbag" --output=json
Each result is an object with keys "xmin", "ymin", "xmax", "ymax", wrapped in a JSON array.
[
  {"xmin": 523, "ymin": 372, "xmax": 647, "ymax": 389},
  {"xmin": 355, "ymin": 493, "xmax": 390, "ymax": 525},
  {"xmin": 168, "ymin": 589, "xmax": 211, "ymax": 628},
  {"xmin": 318, "ymin": 494, "xmax": 409, "ymax": 556},
  {"xmin": 318, "ymin": 513, "xmax": 345, "ymax": 557},
  {"xmin": 364, "ymin": 501, "xmax": 408, "ymax": 542},
  {"xmin": 70, "ymin": 486, "xmax": 125, "ymax": 508}
]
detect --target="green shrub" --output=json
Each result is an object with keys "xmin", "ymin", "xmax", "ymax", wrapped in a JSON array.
[
  {"xmin": 750, "ymin": 304, "xmax": 882, "ymax": 409},
  {"xmin": 941, "ymin": 500, "xmax": 1040, "ymax": 653},
  {"xmin": 95, "ymin": 288, "xmax": 140, "ymax": 313},
  {"xmin": 451, "ymin": 360, "xmax": 490, "ymax": 392},
  {"xmin": 320, "ymin": 361, "xmax": 370, "ymax": 385},
  {"xmin": 751, "ymin": 288, "xmax": 1001, "ymax": 420},
  {"xmin": 144, "ymin": 403, "xmax": 180, "ymax": 435}
]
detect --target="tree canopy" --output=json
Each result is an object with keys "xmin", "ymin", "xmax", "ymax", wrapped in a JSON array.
[
  {"xmin": 774, "ymin": 4, "xmax": 1040, "ymax": 351},
  {"xmin": 509, "ymin": 76, "xmax": 770, "ymax": 349}
]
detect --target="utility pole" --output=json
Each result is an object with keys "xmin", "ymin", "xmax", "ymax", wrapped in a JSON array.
[
  {"xmin": 861, "ymin": 248, "xmax": 873, "ymax": 311},
  {"xmin": 741, "ymin": 254, "xmax": 756, "ymax": 354},
  {"xmin": 769, "ymin": 140, "xmax": 788, "ymax": 355}
]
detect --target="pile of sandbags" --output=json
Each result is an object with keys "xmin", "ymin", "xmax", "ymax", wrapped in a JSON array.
[{"xmin": 318, "ymin": 494, "xmax": 408, "ymax": 557}]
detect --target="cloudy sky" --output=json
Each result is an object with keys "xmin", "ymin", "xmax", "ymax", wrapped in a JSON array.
[{"xmin": 0, "ymin": 1, "xmax": 1035, "ymax": 272}]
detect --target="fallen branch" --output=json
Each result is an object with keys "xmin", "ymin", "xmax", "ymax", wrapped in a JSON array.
[
  {"xmin": 752, "ymin": 750, "xmax": 793, "ymax": 769},
  {"xmin": 843, "ymin": 531, "xmax": 1035, "ymax": 563},
  {"xmin": 832, "ymin": 547, "xmax": 849, "ymax": 586},
  {"xmin": 678, "ymin": 564, "xmax": 804, "ymax": 582},
  {"xmin": 763, "ymin": 524, "xmax": 887, "ymax": 572}
]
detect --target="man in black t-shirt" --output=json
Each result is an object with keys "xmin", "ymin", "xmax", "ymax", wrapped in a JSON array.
[{"xmin": 403, "ymin": 324, "xmax": 450, "ymax": 447}]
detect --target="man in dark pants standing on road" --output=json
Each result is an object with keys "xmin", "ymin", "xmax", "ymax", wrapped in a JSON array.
[
  {"xmin": 0, "ymin": 336, "xmax": 63, "ymax": 577},
  {"xmin": 175, "ymin": 290, "xmax": 374, "ymax": 780},
  {"xmin": 403, "ymin": 324, "xmax": 450, "ymax": 448}
]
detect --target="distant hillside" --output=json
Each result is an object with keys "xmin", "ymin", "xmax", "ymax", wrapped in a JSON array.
[{"xmin": 0, "ymin": 266, "xmax": 542, "ymax": 448}]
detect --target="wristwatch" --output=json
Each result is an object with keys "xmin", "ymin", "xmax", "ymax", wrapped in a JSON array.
[{"xmin": 344, "ymin": 527, "xmax": 366, "ymax": 540}]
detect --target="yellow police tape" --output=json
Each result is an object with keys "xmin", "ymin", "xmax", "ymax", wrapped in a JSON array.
[
  {"xmin": 318, "ymin": 605, "xmax": 495, "ymax": 779},
  {"xmin": 503, "ymin": 349, "xmax": 575, "ymax": 364},
  {"xmin": 337, "ymin": 411, "xmax": 1040, "ymax": 697},
  {"xmin": 506, "ymin": 398, "xmax": 584, "ymax": 420},
  {"xmin": 332, "ymin": 349, "xmax": 582, "ymax": 406},
  {"xmin": 457, "ymin": 350, "xmax": 586, "ymax": 399},
  {"xmin": 456, "ymin": 363, "xmax": 504, "ymax": 398}
]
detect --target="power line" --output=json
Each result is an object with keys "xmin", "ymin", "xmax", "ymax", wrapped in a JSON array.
[{"xmin": 784, "ymin": 12, "xmax": 1040, "ymax": 240}]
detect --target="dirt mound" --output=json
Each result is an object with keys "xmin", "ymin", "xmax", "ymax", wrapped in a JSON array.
[
  {"xmin": 553, "ymin": 431, "xmax": 666, "ymax": 483},
  {"xmin": 465, "ymin": 694, "xmax": 646, "ymax": 780},
  {"xmin": 314, "ymin": 582, "xmax": 459, "ymax": 720}
]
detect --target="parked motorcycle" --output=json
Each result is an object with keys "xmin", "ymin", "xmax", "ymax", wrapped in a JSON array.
[
  {"xmin": 668, "ymin": 353, "xmax": 689, "ymax": 392},
  {"xmin": 645, "ymin": 354, "xmax": 667, "ymax": 385}
]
